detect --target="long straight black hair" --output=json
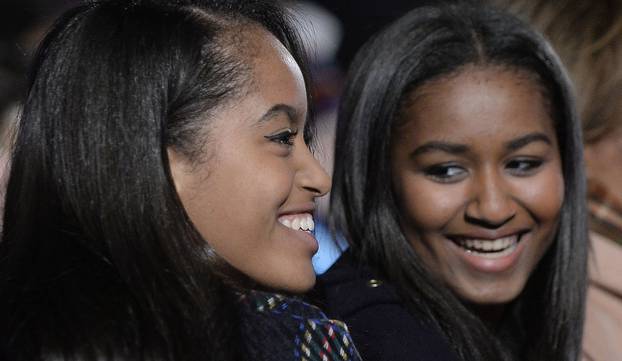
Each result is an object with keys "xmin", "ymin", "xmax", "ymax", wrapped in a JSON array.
[
  {"xmin": 330, "ymin": 3, "xmax": 587, "ymax": 361},
  {"xmin": 0, "ymin": 1, "xmax": 310, "ymax": 360}
]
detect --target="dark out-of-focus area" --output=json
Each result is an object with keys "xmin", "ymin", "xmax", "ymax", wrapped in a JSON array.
[
  {"xmin": 0, "ymin": 0, "xmax": 76, "ymax": 135},
  {"xmin": 0, "ymin": 0, "xmax": 76, "ymax": 215}
]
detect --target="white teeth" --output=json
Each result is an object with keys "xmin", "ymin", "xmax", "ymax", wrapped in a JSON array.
[
  {"xmin": 473, "ymin": 243, "xmax": 518, "ymax": 259},
  {"xmin": 291, "ymin": 218, "xmax": 300, "ymax": 231},
  {"xmin": 278, "ymin": 214, "xmax": 315, "ymax": 232},
  {"xmin": 453, "ymin": 235, "xmax": 519, "ymax": 256}
]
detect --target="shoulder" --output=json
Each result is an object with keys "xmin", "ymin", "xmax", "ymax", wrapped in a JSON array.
[
  {"xmin": 314, "ymin": 253, "xmax": 460, "ymax": 361},
  {"xmin": 238, "ymin": 290, "xmax": 362, "ymax": 361},
  {"xmin": 314, "ymin": 252, "xmax": 400, "ymax": 317}
]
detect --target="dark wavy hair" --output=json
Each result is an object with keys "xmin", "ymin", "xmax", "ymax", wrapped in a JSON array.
[
  {"xmin": 330, "ymin": 3, "xmax": 587, "ymax": 361},
  {"xmin": 0, "ymin": 1, "xmax": 310, "ymax": 360}
]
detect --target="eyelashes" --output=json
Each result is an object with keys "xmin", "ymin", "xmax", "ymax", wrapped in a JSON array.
[
  {"xmin": 422, "ymin": 158, "xmax": 545, "ymax": 183},
  {"xmin": 423, "ymin": 164, "xmax": 467, "ymax": 183},
  {"xmin": 505, "ymin": 158, "xmax": 544, "ymax": 176},
  {"xmin": 265, "ymin": 128, "xmax": 299, "ymax": 147}
]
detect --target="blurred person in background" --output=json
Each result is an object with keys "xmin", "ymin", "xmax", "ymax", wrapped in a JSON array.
[{"xmin": 495, "ymin": 0, "xmax": 622, "ymax": 359}]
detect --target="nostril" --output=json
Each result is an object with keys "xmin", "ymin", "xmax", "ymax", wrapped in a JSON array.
[
  {"xmin": 303, "ymin": 185, "xmax": 323, "ymax": 196},
  {"xmin": 306, "ymin": 183, "xmax": 331, "ymax": 199},
  {"xmin": 306, "ymin": 169, "xmax": 331, "ymax": 197},
  {"xmin": 464, "ymin": 213, "xmax": 516, "ymax": 229},
  {"xmin": 466, "ymin": 179, "xmax": 515, "ymax": 228},
  {"xmin": 299, "ymin": 151, "xmax": 331, "ymax": 196}
]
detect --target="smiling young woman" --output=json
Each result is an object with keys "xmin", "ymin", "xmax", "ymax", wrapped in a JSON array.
[
  {"xmin": 0, "ymin": 1, "xmax": 360, "ymax": 360},
  {"xmin": 167, "ymin": 24, "xmax": 329, "ymax": 294},
  {"xmin": 391, "ymin": 66, "xmax": 564, "ymax": 309},
  {"xmin": 315, "ymin": 3, "xmax": 587, "ymax": 361}
]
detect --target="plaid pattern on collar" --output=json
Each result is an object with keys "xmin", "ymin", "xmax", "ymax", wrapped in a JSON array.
[{"xmin": 239, "ymin": 290, "xmax": 362, "ymax": 361}]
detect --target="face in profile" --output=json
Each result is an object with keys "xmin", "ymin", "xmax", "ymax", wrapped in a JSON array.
[
  {"xmin": 391, "ymin": 66, "xmax": 564, "ymax": 304},
  {"xmin": 169, "ymin": 27, "xmax": 331, "ymax": 293}
]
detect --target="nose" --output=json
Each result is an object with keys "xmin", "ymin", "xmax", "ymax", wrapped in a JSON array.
[
  {"xmin": 465, "ymin": 168, "xmax": 516, "ymax": 228},
  {"xmin": 297, "ymin": 146, "xmax": 331, "ymax": 198}
]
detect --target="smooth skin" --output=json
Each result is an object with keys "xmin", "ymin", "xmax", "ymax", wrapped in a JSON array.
[
  {"xmin": 391, "ymin": 66, "xmax": 564, "ymax": 307},
  {"xmin": 169, "ymin": 27, "xmax": 331, "ymax": 293}
]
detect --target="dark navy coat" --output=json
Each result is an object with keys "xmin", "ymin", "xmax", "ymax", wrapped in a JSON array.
[{"xmin": 313, "ymin": 252, "xmax": 461, "ymax": 361}]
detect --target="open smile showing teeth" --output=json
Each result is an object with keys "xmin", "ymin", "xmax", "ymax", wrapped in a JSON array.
[
  {"xmin": 450, "ymin": 234, "xmax": 521, "ymax": 259},
  {"xmin": 278, "ymin": 213, "xmax": 315, "ymax": 233}
]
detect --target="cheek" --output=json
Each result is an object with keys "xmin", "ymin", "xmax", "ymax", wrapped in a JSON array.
[
  {"xmin": 516, "ymin": 167, "xmax": 564, "ymax": 223},
  {"xmin": 216, "ymin": 156, "xmax": 294, "ymax": 223},
  {"xmin": 395, "ymin": 173, "xmax": 464, "ymax": 231}
]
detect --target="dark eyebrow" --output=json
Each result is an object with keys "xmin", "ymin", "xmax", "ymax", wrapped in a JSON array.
[
  {"xmin": 411, "ymin": 141, "xmax": 469, "ymax": 158},
  {"xmin": 410, "ymin": 132, "xmax": 552, "ymax": 158},
  {"xmin": 256, "ymin": 103, "xmax": 299, "ymax": 125},
  {"xmin": 505, "ymin": 132, "xmax": 552, "ymax": 152}
]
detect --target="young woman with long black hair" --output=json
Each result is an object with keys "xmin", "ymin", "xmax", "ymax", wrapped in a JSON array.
[
  {"xmin": 0, "ymin": 1, "xmax": 361, "ymax": 360},
  {"xmin": 315, "ymin": 3, "xmax": 587, "ymax": 361}
]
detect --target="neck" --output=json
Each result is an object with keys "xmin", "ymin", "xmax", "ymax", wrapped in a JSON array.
[{"xmin": 466, "ymin": 302, "xmax": 507, "ymax": 330}]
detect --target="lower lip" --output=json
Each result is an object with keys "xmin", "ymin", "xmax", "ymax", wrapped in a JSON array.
[
  {"xmin": 281, "ymin": 225, "xmax": 319, "ymax": 253},
  {"xmin": 448, "ymin": 233, "xmax": 527, "ymax": 273}
]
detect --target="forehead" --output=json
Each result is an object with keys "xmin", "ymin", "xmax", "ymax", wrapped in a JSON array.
[
  {"xmin": 396, "ymin": 66, "xmax": 556, "ymax": 144},
  {"xmin": 239, "ymin": 26, "xmax": 307, "ymax": 110},
  {"xmin": 198, "ymin": 26, "xmax": 308, "ymax": 140}
]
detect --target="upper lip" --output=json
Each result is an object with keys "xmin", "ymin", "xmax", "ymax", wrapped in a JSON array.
[
  {"xmin": 278, "ymin": 202, "xmax": 316, "ymax": 217},
  {"xmin": 445, "ymin": 228, "xmax": 529, "ymax": 241}
]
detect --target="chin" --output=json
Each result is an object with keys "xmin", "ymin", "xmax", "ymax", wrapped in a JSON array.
[
  {"xmin": 467, "ymin": 292, "xmax": 519, "ymax": 305},
  {"xmin": 260, "ymin": 271, "xmax": 316, "ymax": 294},
  {"xmin": 284, "ymin": 273, "xmax": 317, "ymax": 294},
  {"xmin": 456, "ymin": 283, "xmax": 524, "ymax": 305}
]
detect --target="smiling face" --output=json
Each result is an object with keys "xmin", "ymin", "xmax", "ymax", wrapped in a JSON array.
[
  {"xmin": 169, "ymin": 27, "xmax": 331, "ymax": 293},
  {"xmin": 390, "ymin": 66, "xmax": 564, "ymax": 304}
]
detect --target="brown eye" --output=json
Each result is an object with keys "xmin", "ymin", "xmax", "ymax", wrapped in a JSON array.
[
  {"xmin": 423, "ymin": 163, "xmax": 468, "ymax": 183},
  {"xmin": 265, "ymin": 129, "xmax": 298, "ymax": 146},
  {"xmin": 506, "ymin": 158, "xmax": 543, "ymax": 176}
]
